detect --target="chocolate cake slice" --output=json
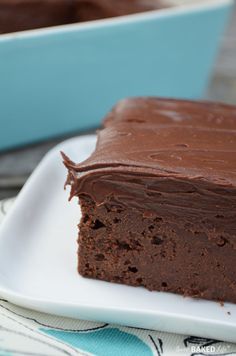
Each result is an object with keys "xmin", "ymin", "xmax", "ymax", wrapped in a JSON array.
[{"xmin": 63, "ymin": 97, "xmax": 236, "ymax": 303}]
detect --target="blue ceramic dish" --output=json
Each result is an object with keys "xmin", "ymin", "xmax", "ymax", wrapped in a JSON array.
[{"xmin": 0, "ymin": 0, "xmax": 233, "ymax": 150}]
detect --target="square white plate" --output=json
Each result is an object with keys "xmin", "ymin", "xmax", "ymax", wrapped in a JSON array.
[{"xmin": 0, "ymin": 135, "xmax": 235, "ymax": 343}]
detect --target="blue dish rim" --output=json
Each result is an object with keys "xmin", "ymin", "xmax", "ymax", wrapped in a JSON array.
[{"xmin": 0, "ymin": 0, "xmax": 233, "ymax": 41}]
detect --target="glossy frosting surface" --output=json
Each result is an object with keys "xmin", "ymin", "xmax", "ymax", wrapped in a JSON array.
[{"xmin": 71, "ymin": 98, "xmax": 236, "ymax": 186}]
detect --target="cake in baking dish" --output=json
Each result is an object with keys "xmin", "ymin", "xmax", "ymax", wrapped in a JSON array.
[{"xmin": 0, "ymin": 0, "xmax": 169, "ymax": 34}]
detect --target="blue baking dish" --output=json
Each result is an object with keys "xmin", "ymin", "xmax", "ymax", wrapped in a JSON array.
[{"xmin": 0, "ymin": 0, "xmax": 233, "ymax": 150}]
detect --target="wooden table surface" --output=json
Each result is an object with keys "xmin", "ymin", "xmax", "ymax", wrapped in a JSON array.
[{"xmin": 0, "ymin": 7, "xmax": 236, "ymax": 200}]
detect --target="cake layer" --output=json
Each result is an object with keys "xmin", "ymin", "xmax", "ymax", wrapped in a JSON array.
[
  {"xmin": 63, "ymin": 97, "xmax": 236, "ymax": 303},
  {"xmin": 0, "ymin": 0, "xmax": 167, "ymax": 34},
  {"xmin": 78, "ymin": 195, "xmax": 236, "ymax": 303}
]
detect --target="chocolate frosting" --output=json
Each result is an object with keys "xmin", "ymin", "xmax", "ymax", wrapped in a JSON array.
[
  {"xmin": 63, "ymin": 98, "xmax": 236, "ymax": 236},
  {"xmin": 64, "ymin": 98, "xmax": 236, "ymax": 185},
  {"xmin": 0, "ymin": 0, "xmax": 169, "ymax": 34}
]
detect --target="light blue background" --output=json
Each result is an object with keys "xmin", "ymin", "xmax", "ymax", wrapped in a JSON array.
[{"xmin": 0, "ymin": 3, "xmax": 232, "ymax": 150}]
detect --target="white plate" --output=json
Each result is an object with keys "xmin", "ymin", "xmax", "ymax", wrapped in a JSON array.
[{"xmin": 0, "ymin": 135, "xmax": 235, "ymax": 343}]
